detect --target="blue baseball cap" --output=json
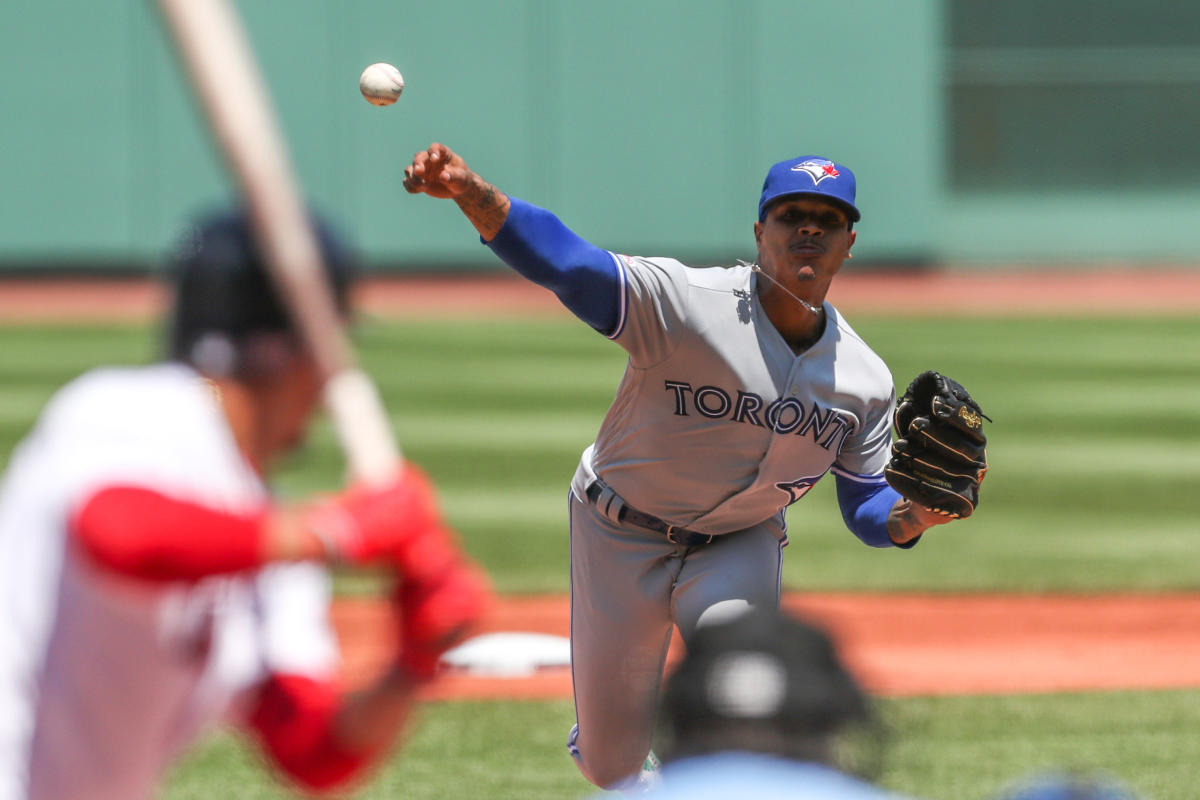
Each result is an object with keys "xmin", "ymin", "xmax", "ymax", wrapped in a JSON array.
[{"xmin": 758, "ymin": 156, "xmax": 860, "ymax": 223}]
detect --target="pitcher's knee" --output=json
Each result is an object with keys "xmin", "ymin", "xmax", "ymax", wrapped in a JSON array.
[
  {"xmin": 577, "ymin": 756, "xmax": 644, "ymax": 791},
  {"xmin": 567, "ymin": 724, "xmax": 644, "ymax": 789}
]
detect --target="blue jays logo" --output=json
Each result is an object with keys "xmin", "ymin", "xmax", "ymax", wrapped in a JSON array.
[
  {"xmin": 791, "ymin": 160, "xmax": 840, "ymax": 185},
  {"xmin": 776, "ymin": 476, "xmax": 821, "ymax": 505}
]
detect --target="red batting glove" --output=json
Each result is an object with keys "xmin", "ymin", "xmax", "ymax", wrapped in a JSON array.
[
  {"xmin": 395, "ymin": 552, "xmax": 492, "ymax": 681},
  {"xmin": 303, "ymin": 466, "xmax": 443, "ymax": 566}
]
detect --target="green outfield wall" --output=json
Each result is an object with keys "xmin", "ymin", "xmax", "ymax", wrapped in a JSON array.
[{"xmin": 1, "ymin": 0, "xmax": 1197, "ymax": 271}]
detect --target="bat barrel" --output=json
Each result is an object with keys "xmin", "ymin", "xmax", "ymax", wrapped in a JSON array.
[{"xmin": 154, "ymin": 0, "xmax": 403, "ymax": 482}]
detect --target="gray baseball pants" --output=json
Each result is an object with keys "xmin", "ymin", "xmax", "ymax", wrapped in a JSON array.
[{"xmin": 566, "ymin": 488, "xmax": 785, "ymax": 789}]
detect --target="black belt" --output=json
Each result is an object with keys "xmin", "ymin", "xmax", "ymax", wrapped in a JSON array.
[{"xmin": 585, "ymin": 480, "xmax": 715, "ymax": 548}]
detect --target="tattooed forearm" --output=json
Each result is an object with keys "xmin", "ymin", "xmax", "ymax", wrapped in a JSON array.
[
  {"xmin": 886, "ymin": 501, "xmax": 925, "ymax": 544},
  {"xmin": 886, "ymin": 498, "xmax": 949, "ymax": 545},
  {"xmin": 454, "ymin": 177, "xmax": 511, "ymax": 241}
]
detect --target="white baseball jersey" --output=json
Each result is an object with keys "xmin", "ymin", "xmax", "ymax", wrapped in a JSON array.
[
  {"xmin": 571, "ymin": 257, "xmax": 895, "ymax": 535},
  {"xmin": 0, "ymin": 364, "xmax": 337, "ymax": 800}
]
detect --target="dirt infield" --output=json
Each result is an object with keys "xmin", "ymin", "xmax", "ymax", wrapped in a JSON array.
[
  {"xmin": 3, "ymin": 267, "xmax": 1200, "ymax": 322},
  {"xmin": 333, "ymin": 592, "xmax": 1200, "ymax": 701}
]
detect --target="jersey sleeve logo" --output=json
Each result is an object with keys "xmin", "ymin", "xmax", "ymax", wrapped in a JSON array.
[
  {"xmin": 791, "ymin": 160, "xmax": 840, "ymax": 185},
  {"xmin": 775, "ymin": 475, "xmax": 823, "ymax": 505}
]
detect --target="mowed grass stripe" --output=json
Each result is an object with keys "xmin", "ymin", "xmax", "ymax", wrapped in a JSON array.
[
  {"xmin": 394, "ymin": 414, "xmax": 599, "ymax": 449},
  {"xmin": 996, "ymin": 439, "xmax": 1200, "ymax": 474},
  {"xmin": 861, "ymin": 315, "xmax": 1200, "ymax": 362},
  {"xmin": 883, "ymin": 688, "xmax": 1200, "ymax": 800}
]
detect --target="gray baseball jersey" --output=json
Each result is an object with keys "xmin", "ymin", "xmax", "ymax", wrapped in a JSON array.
[
  {"xmin": 570, "ymin": 256, "xmax": 895, "ymax": 532},
  {"xmin": 567, "ymin": 255, "xmax": 896, "ymax": 789}
]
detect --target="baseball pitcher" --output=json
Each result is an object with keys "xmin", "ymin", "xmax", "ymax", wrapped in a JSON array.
[{"xmin": 404, "ymin": 143, "xmax": 988, "ymax": 790}]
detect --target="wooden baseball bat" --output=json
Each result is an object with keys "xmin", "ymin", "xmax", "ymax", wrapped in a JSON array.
[{"xmin": 154, "ymin": 0, "xmax": 401, "ymax": 483}]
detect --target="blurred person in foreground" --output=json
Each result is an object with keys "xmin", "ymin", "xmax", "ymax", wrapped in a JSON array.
[
  {"xmin": 0, "ymin": 210, "xmax": 490, "ymax": 800},
  {"xmin": 995, "ymin": 772, "xmax": 1140, "ymax": 800},
  {"xmin": 594, "ymin": 608, "xmax": 921, "ymax": 799}
]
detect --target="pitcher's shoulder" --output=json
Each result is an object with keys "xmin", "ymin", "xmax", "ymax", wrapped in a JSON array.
[
  {"xmin": 683, "ymin": 261, "xmax": 753, "ymax": 291},
  {"xmin": 826, "ymin": 306, "xmax": 895, "ymax": 394}
]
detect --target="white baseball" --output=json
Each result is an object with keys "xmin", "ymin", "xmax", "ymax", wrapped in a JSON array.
[{"xmin": 359, "ymin": 62, "xmax": 404, "ymax": 107}]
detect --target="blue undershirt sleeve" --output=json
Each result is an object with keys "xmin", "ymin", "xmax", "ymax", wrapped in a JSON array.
[
  {"xmin": 835, "ymin": 473, "xmax": 919, "ymax": 549},
  {"xmin": 484, "ymin": 197, "xmax": 621, "ymax": 335}
]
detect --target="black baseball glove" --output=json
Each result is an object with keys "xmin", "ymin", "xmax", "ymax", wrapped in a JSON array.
[{"xmin": 884, "ymin": 371, "xmax": 989, "ymax": 519}]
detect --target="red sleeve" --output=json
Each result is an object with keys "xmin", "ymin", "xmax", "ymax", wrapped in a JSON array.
[
  {"xmin": 71, "ymin": 485, "xmax": 267, "ymax": 581},
  {"xmin": 247, "ymin": 673, "xmax": 376, "ymax": 792}
]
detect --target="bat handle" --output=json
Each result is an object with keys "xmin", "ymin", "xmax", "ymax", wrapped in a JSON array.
[{"xmin": 324, "ymin": 369, "xmax": 404, "ymax": 485}]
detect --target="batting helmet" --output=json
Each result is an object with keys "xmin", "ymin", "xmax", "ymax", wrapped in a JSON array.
[
  {"xmin": 660, "ymin": 610, "xmax": 872, "ymax": 765},
  {"xmin": 166, "ymin": 208, "xmax": 356, "ymax": 376}
]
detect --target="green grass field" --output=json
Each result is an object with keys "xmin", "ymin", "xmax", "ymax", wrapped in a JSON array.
[
  {"xmin": 3, "ymin": 312, "xmax": 1199, "ymax": 798},
  {"xmin": 162, "ymin": 690, "xmax": 1200, "ymax": 800}
]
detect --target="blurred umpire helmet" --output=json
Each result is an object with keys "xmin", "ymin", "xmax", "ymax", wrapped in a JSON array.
[
  {"xmin": 996, "ymin": 773, "xmax": 1139, "ymax": 800},
  {"xmin": 660, "ymin": 609, "xmax": 873, "ymax": 765},
  {"xmin": 167, "ymin": 209, "xmax": 356, "ymax": 377}
]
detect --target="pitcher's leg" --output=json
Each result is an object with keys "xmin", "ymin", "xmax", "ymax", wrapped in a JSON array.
[
  {"xmin": 672, "ymin": 525, "xmax": 785, "ymax": 646},
  {"xmin": 567, "ymin": 494, "xmax": 679, "ymax": 789}
]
